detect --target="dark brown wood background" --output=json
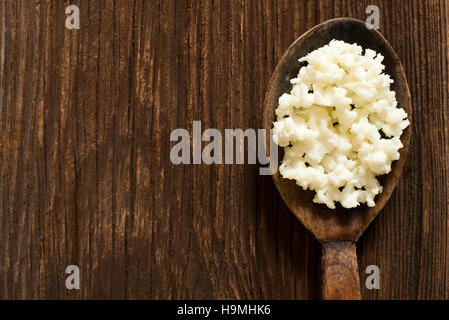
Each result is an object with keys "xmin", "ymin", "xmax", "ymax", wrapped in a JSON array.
[{"xmin": 0, "ymin": 0, "xmax": 448, "ymax": 300}]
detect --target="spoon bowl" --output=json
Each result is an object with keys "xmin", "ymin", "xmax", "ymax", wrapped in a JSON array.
[{"xmin": 263, "ymin": 18, "xmax": 412, "ymax": 299}]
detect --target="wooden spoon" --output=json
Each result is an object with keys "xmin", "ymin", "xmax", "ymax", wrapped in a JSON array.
[{"xmin": 263, "ymin": 18, "xmax": 412, "ymax": 300}]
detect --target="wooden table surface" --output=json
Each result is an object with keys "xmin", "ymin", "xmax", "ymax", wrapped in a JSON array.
[{"xmin": 1, "ymin": 0, "xmax": 448, "ymax": 300}]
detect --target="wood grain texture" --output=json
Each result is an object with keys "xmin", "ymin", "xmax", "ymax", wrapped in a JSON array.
[
  {"xmin": 0, "ymin": 0, "xmax": 448, "ymax": 299},
  {"xmin": 321, "ymin": 241, "xmax": 361, "ymax": 300}
]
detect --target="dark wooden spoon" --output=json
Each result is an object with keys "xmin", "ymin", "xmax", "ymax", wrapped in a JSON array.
[{"xmin": 263, "ymin": 18, "xmax": 412, "ymax": 300}]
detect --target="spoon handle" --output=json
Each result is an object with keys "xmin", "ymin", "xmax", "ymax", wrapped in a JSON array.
[{"xmin": 321, "ymin": 241, "xmax": 361, "ymax": 300}]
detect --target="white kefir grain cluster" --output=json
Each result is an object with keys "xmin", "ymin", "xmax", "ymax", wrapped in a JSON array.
[{"xmin": 273, "ymin": 40, "xmax": 409, "ymax": 209}]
